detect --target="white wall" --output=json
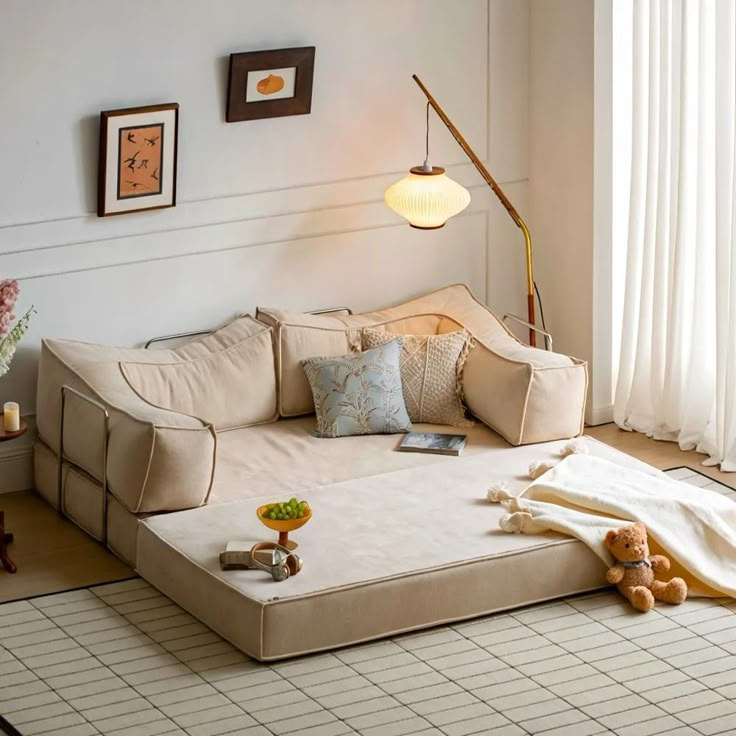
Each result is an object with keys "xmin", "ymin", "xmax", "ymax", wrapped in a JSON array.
[
  {"xmin": 529, "ymin": 0, "xmax": 604, "ymax": 423},
  {"xmin": 593, "ymin": 0, "xmax": 619, "ymax": 426},
  {"xmin": 0, "ymin": 0, "xmax": 530, "ymax": 491}
]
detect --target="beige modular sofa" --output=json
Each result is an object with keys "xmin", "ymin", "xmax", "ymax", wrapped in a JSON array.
[{"xmin": 32, "ymin": 283, "xmax": 635, "ymax": 661}]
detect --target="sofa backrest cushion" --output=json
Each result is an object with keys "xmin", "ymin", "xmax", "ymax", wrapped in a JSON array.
[
  {"xmin": 121, "ymin": 327, "xmax": 277, "ymax": 431},
  {"xmin": 257, "ymin": 283, "xmax": 573, "ymax": 418},
  {"xmin": 173, "ymin": 314, "xmax": 266, "ymax": 359},
  {"xmin": 255, "ymin": 309, "xmax": 360, "ymax": 416}
]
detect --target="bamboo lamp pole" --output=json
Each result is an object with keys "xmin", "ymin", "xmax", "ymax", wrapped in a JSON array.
[{"xmin": 411, "ymin": 75, "xmax": 537, "ymax": 347}]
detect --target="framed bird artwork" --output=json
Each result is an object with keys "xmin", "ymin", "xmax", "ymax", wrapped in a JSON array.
[{"xmin": 97, "ymin": 103, "xmax": 179, "ymax": 217}]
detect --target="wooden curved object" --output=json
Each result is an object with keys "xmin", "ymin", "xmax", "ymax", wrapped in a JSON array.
[
  {"xmin": 0, "ymin": 512, "xmax": 16, "ymax": 574},
  {"xmin": 411, "ymin": 74, "xmax": 537, "ymax": 346}
]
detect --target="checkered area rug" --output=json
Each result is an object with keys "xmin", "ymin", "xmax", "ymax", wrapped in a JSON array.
[{"xmin": 1, "ymin": 467, "xmax": 735, "ymax": 736}]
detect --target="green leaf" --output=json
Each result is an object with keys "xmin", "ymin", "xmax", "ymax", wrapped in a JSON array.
[{"xmin": 0, "ymin": 307, "xmax": 34, "ymax": 378}]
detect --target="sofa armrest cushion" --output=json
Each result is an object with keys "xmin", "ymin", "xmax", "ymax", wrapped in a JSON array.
[
  {"xmin": 463, "ymin": 342, "xmax": 587, "ymax": 445},
  {"xmin": 35, "ymin": 315, "xmax": 274, "ymax": 513}
]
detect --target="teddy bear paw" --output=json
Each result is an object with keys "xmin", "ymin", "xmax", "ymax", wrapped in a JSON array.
[
  {"xmin": 652, "ymin": 578, "xmax": 688, "ymax": 605},
  {"xmin": 627, "ymin": 586, "xmax": 655, "ymax": 612}
]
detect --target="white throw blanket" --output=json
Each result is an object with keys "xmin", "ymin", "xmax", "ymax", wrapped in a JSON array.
[{"xmin": 489, "ymin": 454, "xmax": 736, "ymax": 597}]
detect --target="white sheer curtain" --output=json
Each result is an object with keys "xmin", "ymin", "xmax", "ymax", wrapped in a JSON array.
[{"xmin": 614, "ymin": 0, "xmax": 736, "ymax": 470}]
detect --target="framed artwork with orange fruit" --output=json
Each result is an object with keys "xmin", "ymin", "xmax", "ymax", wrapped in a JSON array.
[{"xmin": 226, "ymin": 47, "xmax": 315, "ymax": 122}]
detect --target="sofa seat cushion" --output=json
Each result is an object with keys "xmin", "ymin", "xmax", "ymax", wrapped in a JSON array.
[
  {"xmin": 35, "ymin": 315, "xmax": 276, "ymax": 514},
  {"xmin": 209, "ymin": 417, "xmax": 510, "ymax": 504},
  {"xmin": 137, "ymin": 436, "xmax": 654, "ymax": 660}
]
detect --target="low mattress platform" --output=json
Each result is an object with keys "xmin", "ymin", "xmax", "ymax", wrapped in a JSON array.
[
  {"xmin": 136, "ymin": 432, "xmax": 649, "ymax": 660},
  {"xmin": 30, "ymin": 285, "xmax": 603, "ymax": 661}
]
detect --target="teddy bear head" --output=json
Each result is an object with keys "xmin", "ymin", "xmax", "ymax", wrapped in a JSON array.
[{"xmin": 604, "ymin": 522, "xmax": 649, "ymax": 562}]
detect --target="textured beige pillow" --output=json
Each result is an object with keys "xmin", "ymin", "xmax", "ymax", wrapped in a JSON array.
[{"xmin": 362, "ymin": 327, "xmax": 472, "ymax": 427}]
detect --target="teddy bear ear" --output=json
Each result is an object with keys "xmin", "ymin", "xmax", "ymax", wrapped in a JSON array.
[{"xmin": 604, "ymin": 530, "xmax": 618, "ymax": 547}]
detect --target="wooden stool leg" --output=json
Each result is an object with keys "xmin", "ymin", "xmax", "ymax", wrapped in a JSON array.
[{"xmin": 0, "ymin": 512, "xmax": 17, "ymax": 575}]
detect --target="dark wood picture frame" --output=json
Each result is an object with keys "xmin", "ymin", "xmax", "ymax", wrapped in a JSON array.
[
  {"xmin": 98, "ymin": 102, "xmax": 179, "ymax": 217},
  {"xmin": 226, "ymin": 47, "xmax": 315, "ymax": 122}
]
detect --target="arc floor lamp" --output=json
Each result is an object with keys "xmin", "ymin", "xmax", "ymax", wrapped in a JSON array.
[{"xmin": 385, "ymin": 75, "xmax": 540, "ymax": 347}]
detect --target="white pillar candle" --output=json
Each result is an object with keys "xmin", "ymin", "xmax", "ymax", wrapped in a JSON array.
[{"xmin": 3, "ymin": 402, "xmax": 20, "ymax": 432}]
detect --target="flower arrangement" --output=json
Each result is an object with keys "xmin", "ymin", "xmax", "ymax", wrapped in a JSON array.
[{"xmin": 0, "ymin": 279, "xmax": 33, "ymax": 379}]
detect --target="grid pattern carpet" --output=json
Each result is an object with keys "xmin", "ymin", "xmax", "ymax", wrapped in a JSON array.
[{"xmin": 1, "ymin": 467, "xmax": 735, "ymax": 736}]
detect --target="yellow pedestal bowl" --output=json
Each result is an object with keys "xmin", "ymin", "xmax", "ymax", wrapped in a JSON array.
[{"xmin": 257, "ymin": 505, "xmax": 312, "ymax": 550}]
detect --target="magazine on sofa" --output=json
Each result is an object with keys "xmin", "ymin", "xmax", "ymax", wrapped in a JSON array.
[{"xmin": 398, "ymin": 432, "xmax": 467, "ymax": 456}]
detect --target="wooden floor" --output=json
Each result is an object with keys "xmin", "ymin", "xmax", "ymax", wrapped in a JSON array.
[
  {"xmin": 0, "ymin": 490, "xmax": 132, "ymax": 603},
  {"xmin": 586, "ymin": 422, "xmax": 734, "ymax": 484},
  {"xmin": 0, "ymin": 424, "xmax": 732, "ymax": 604}
]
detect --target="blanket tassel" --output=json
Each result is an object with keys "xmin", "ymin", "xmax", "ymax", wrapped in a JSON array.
[
  {"xmin": 499, "ymin": 511, "xmax": 548, "ymax": 535},
  {"xmin": 487, "ymin": 482, "xmax": 513, "ymax": 504},
  {"xmin": 528, "ymin": 460, "xmax": 558, "ymax": 480}
]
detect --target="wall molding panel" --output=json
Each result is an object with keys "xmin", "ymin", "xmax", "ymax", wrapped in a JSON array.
[
  {"xmin": 0, "ymin": 449, "xmax": 34, "ymax": 495},
  {"xmin": 0, "ymin": 0, "xmax": 531, "ymax": 492},
  {"xmin": 0, "ymin": 163, "xmax": 483, "ymax": 259},
  {"xmin": 2, "ymin": 169, "xmax": 492, "ymax": 282}
]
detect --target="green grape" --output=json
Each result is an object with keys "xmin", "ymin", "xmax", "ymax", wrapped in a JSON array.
[{"xmin": 264, "ymin": 499, "xmax": 311, "ymax": 521}]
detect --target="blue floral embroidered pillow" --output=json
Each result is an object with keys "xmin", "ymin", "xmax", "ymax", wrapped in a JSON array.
[{"xmin": 300, "ymin": 339, "xmax": 412, "ymax": 438}]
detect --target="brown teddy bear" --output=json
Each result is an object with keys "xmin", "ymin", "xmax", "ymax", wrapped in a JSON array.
[{"xmin": 604, "ymin": 522, "xmax": 687, "ymax": 612}]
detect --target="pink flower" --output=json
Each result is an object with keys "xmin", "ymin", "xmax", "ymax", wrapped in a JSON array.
[{"xmin": 0, "ymin": 279, "xmax": 20, "ymax": 337}]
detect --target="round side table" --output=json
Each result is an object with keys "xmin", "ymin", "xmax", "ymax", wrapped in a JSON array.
[
  {"xmin": 0, "ymin": 414, "xmax": 25, "ymax": 574},
  {"xmin": 0, "ymin": 416, "xmax": 28, "ymax": 443}
]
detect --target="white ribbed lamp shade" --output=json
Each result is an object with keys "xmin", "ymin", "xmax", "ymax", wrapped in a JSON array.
[{"xmin": 384, "ymin": 166, "xmax": 471, "ymax": 229}]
